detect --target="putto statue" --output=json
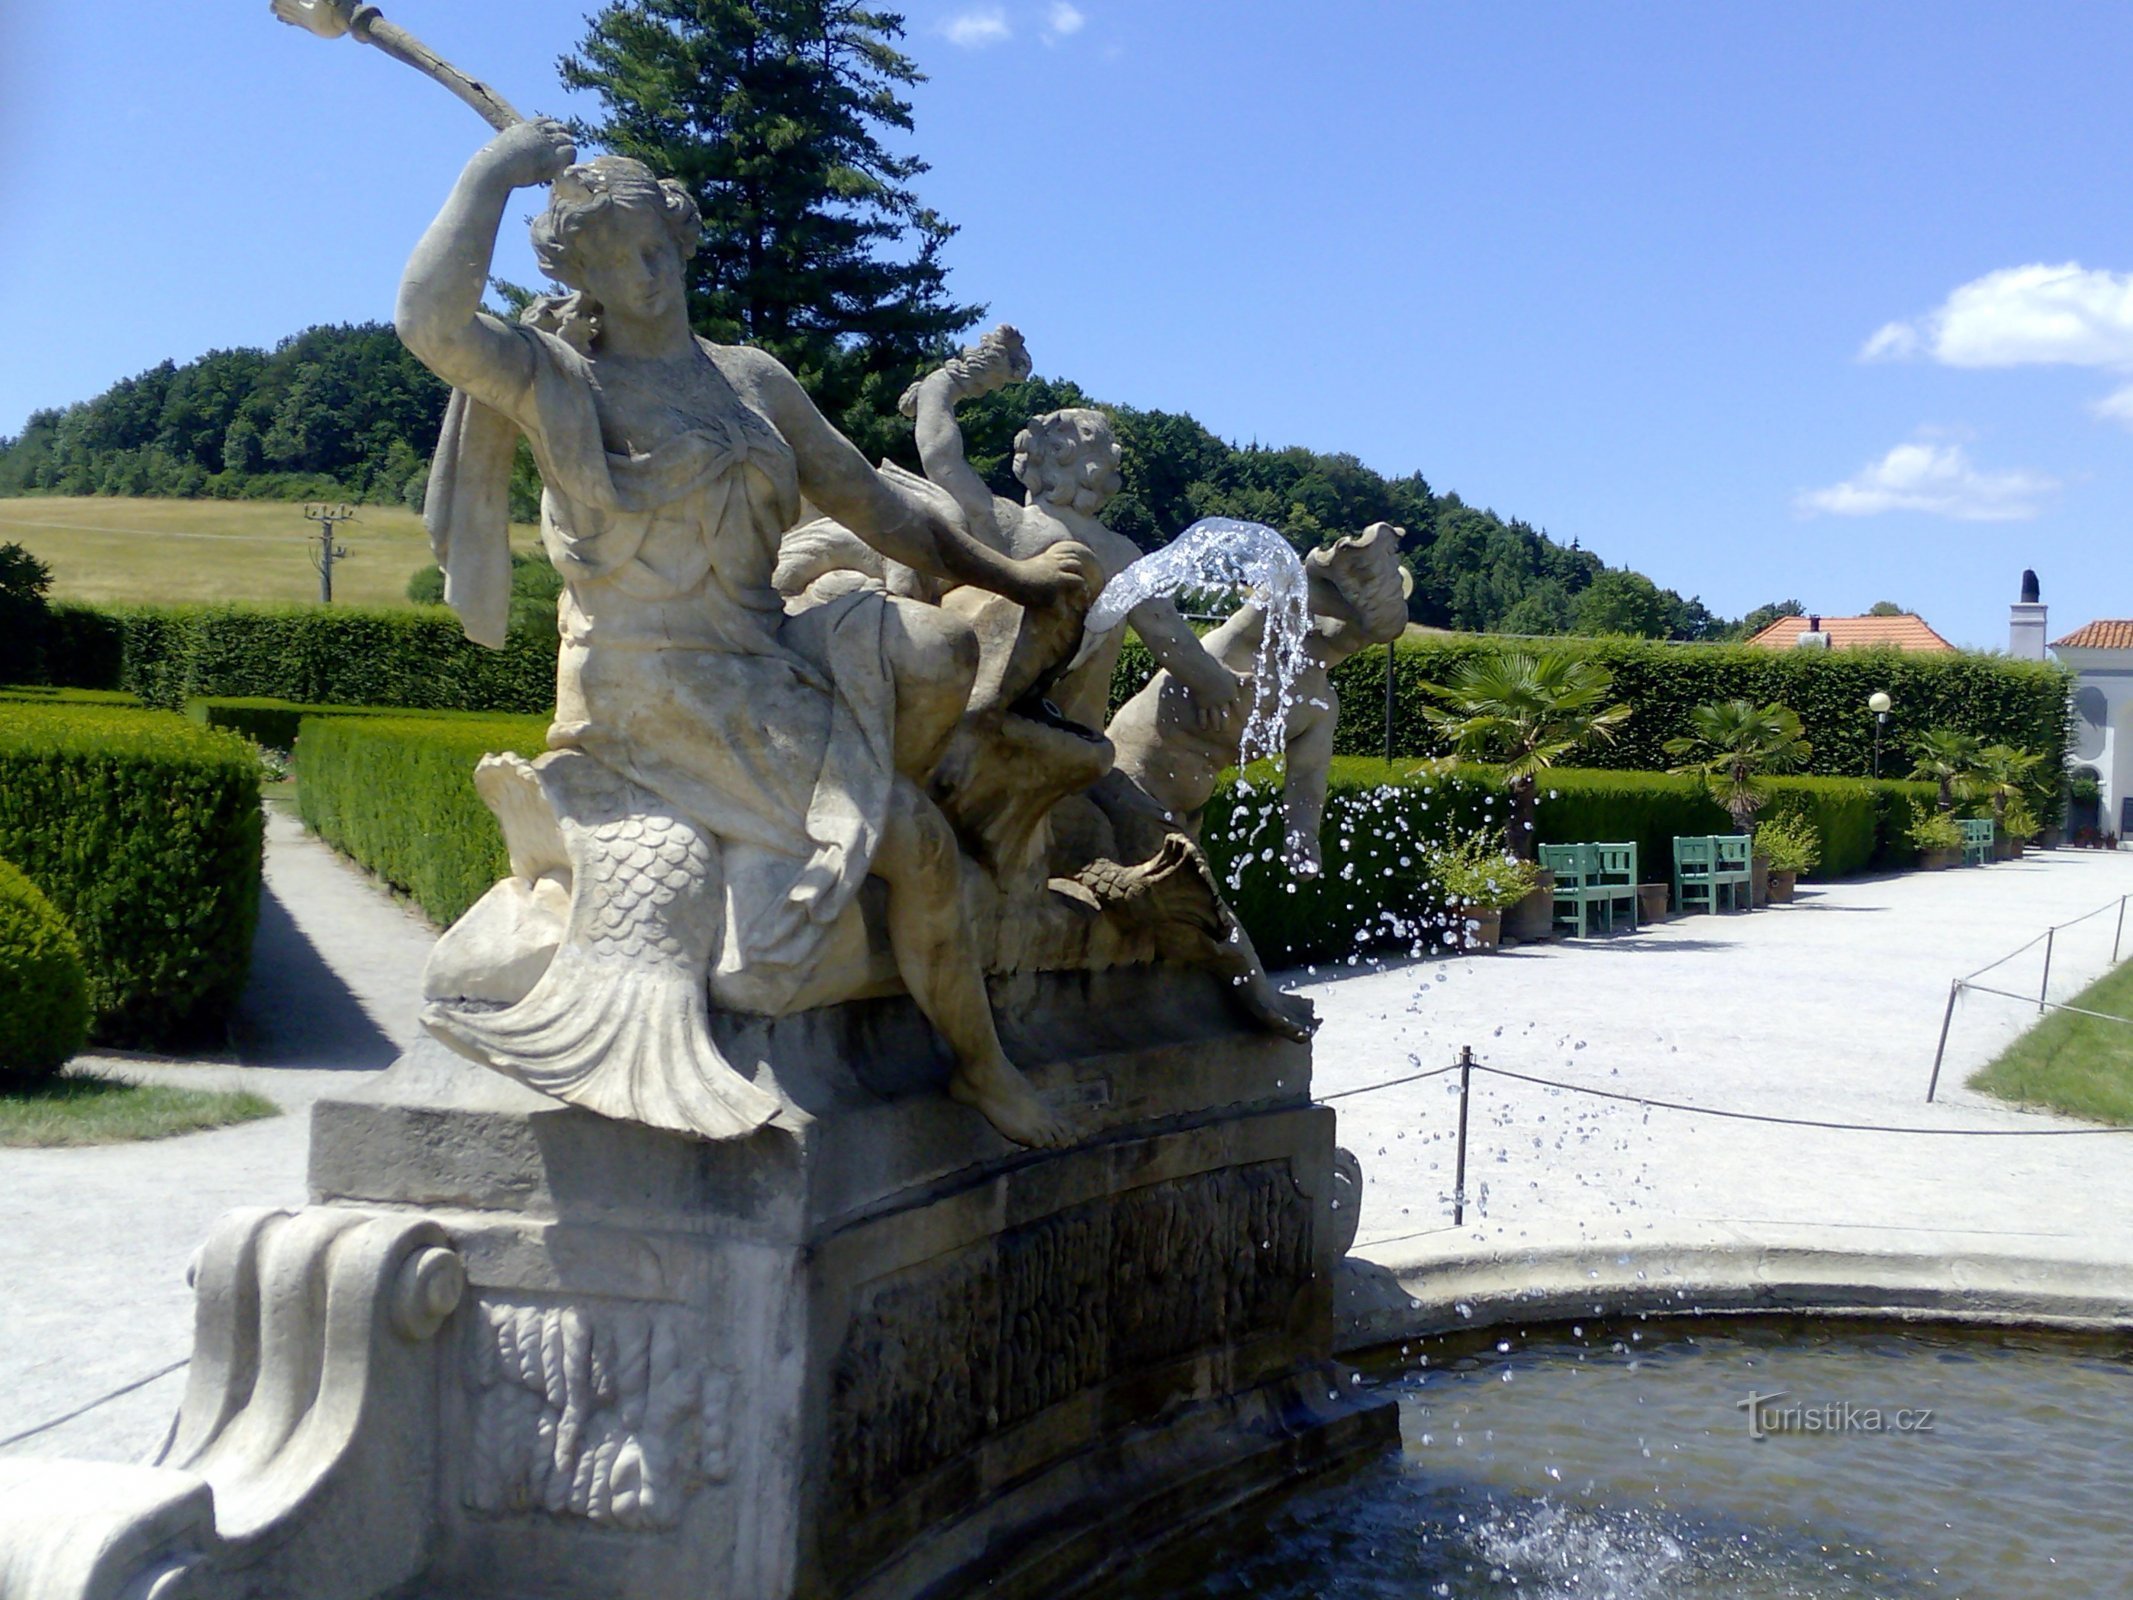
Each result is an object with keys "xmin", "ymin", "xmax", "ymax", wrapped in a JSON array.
[{"xmin": 1107, "ymin": 520, "xmax": 1413, "ymax": 874}]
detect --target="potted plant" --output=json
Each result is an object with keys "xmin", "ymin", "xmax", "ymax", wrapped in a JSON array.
[
  {"xmin": 1909, "ymin": 729, "xmax": 1984, "ymax": 813},
  {"xmin": 1753, "ymin": 812, "xmax": 1820, "ymax": 902},
  {"xmin": 1908, "ymin": 810, "xmax": 1964, "ymax": 870},
  {"xmin": 2001, "ymin": 796, "xmax": 2041, "ymax": 858},
  {"xmin": 1420, "ymin": 651, "xmax": 1630, "ymax": 941},
  {"xmin": 1665, "ymin": 699, "xmax": 1811, "ymax": 907},
  {"xmin": 1425, "ymin": 830, "xmax": 1543, "ymax": 952},
  {"xmin": 1972, "ymin": 744, "xmax": 2044, "ymax": 860}
]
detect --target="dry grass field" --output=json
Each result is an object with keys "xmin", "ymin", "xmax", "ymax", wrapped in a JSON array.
[{"xmin": 0, "ymin": 497, "xmax": 540, "ymax": 609}]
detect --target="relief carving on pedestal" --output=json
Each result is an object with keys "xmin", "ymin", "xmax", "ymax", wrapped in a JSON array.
[
  {"xmin": 465, "ymin": 1299, "xmax": 733, "ymax": 1532},
  {"xmin": 829, "ymin": 1160, "xmax": 1313, "ymax": 1514}
]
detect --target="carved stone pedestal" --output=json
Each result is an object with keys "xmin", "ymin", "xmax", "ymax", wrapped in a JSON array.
[{"xmin": 0, "ymin": 969, "xmax": 1392, "ymax": 1600}]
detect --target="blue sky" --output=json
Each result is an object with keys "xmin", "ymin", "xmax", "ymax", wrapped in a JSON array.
[{"xmin": 6, "ymin": 2, "xmax": 2132, "ymax": 648}]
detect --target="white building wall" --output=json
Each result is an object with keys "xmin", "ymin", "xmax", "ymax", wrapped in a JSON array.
[{"xmin": 2054, "ymin": 646, "xmax": 2133, "ymax": 835}]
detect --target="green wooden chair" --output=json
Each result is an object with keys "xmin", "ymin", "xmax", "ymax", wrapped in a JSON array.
[
  {"xmin": 1593, "ymin": 841, "xmax": 1640, "ymax": 930},
  {"xmin": 1542, "ymin": 841, "xmax": 1641, "ymax": 936},
  {"xmin": 1675, "ymin": 835, "xmax": 1750, "ymax": 914},
  {"xmin": 1959, "ymin": 818, "xmax": 1996, "ymax": 866}
]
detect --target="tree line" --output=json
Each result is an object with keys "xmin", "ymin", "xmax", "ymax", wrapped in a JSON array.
[{"xmin": 0, "ymin": 0, "xmax": 1785, "ymax": 641}]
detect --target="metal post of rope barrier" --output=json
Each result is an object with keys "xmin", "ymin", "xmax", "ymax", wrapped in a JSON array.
[
  {"xmin": 1926, "ymin": 981, "xmax": 1959, "ymax": 1102},
  {"xmin": 2039, "ymin": 927, "xmax": 2055, "ymax": 1014},
  {"xmin": 2115, "ymin": 896, "xmax": 2127, "ymax": 966},
  {"xmin": 1451, "ymin": 1045, "xmax": 1474, "ymax": 1225}
]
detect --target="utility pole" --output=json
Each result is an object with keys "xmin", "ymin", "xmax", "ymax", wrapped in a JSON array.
[{"xmin": 304, "ymin": 502, "xmax": 356, "ymax": 603}]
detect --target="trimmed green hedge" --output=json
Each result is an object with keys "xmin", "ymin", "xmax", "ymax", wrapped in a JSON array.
[
  {"xmin": 43, "ymin": 602, "xmax": 557, "ymax": 714},
  {"xmin": 190, "ymin": 696, "xmax": 496, "ymax": 753},
  {"xmin": 296, "ymin": 713, "xmax": 550, "ymax": 925},
  {"xmin": 51, "ymin": 604, "xmax": 2067, "ymax": 827},
  {"xmin": 296, "ymin": 708, "xmax": 1944, "ymax": 969},
  {"xmin": 1202, "ymin": 759, "xmax": 1941, "ymax": 964},
  {"xmin": 1114, "ymin": 631, "xmax": 2069, "ymax": 821},
  {"xmin": 0, "ymin": 707, "xmax": 263, "ymax": 1047},
  {"xmin": 0, "ymin": 858, "xmax": 91, "ymax": 1083}
]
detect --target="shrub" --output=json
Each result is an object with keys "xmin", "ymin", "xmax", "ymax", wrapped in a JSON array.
[
  {"xmin": 1754, "ymin": 812, "xmax": 1821, "ymax": 876},
  {"xmin": 0, "ymin": 707, "xmax": 263, "ymax": 1047},
  {"xmin": 1324, "ymin": 635, "xmax": 2070, "ymax": 823},
  {"xmin": 2002, "ymin": 796, "xmax": 2041, "ymax": 842},
  {"xmin": 1425, "ymin": 830, "xmax": 1542, "ymax": 909},
  {"xmin": 0, "ymin": 858, "xmax": 90, "ymax": 1084},
  {"xmin": 43, "ymin": 603, "xmax": 126, "ymax": 691},
  {"xmin": 188, "ymin": 696, "xmax": 497, "ymax": 753},
  {"xmin": 1908, "ymin": 811, "xmax": 1964, "ymax": 853},
  {"xmin": 1756, "ymin": 776, "xmax": 1916, "ymax": 878},
  {"xmin": 1206, "ymin": 760, "xmax": 1942, "ymax": 963},
  {"xmin": 297, "ymin": 713, "xmax": 551, "ymax": 925},
  {"xmin": 41, "ymin": 603, "xmax": 557, "ymax": 715},
  {"xmin": 0, "ymin": 542, "xmax": 55, "ymax": 686}
]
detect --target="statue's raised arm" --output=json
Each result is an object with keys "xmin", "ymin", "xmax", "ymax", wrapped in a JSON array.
[{"xmin": 395, "ymin": 119, "xmax": 576, "ymax": 411}]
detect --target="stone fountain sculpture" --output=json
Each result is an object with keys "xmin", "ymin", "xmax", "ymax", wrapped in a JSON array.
[{"xmin": 0, "ymin": 9, "xmax": 1394, "ymax": 1599}]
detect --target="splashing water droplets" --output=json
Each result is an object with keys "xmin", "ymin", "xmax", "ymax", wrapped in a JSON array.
[{"xmin": 1081, "ymin": 517, "xmax": 1312, "ymax": 769}]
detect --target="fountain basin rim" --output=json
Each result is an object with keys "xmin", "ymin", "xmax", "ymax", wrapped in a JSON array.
[{"xmin": 1334, "ymin": 1228, "xmax": 2133, "ymax": 1352}]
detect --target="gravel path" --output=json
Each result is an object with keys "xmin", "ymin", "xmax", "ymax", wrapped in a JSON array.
[
  {"xmin": 1300, "ymin": 848, "xmax": 2133, "ymax": 1276},
  {"xmin": 0, "ymin": 805, "xmax": 432, "ymax": 1463}
]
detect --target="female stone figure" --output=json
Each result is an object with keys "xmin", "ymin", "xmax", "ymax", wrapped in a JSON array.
[{"xmin": 398, "ymin": 118, "xmax": 1093, "ymax": 1148}]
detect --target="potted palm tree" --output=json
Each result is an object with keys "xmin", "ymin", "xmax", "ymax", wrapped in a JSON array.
[
  {"xmin": 1909, "ymin": 730, "xmax": 1984, "ymax": 813},
  {"xmin": 1420, "ymin": 651, "xmax": 1631, "ymax": 940},
  {"xmin": 1424, "ymin": 830, "xmax": 1543, "ymax": 951},
  {"xmin": 1972, "ymin": 744, "xmax": 2044, "ymax": 859},
  {"xmin": 2001, "ymin": 796, "xmax": 2041, "ymax": 858},
  {"xmin": 1664, "ymin": 699, "xmax": 1811, "ymax": 906}
]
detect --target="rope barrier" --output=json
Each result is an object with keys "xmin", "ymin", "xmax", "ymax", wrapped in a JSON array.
[
  {"xmin": 1462, "ymin": 1060, "xmax": 2133, "ymax": 1135},
  {"xmin": 1316, "ymin": 1061, "xmax": 1461, "ymax": 1102}
]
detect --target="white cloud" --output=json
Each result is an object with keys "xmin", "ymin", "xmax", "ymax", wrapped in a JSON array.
[
  {"xmin": 1044, "ymin": 2, "xmax": 1087, "ymax": 38},
  {"xmin": 1796, "ymin": 438, "xmax": 2057, "ymax": 522},
  {"xmin": 1863, "ymin": 263, "xmax": 2133, "ymax": 368},
  {"xmin": 943, "ymin": 7, "xmax": 1010, "ymax": 46},
  {"xmin": 2093, "ymin": 382, "xmax": 2133, "ymax": 431}
]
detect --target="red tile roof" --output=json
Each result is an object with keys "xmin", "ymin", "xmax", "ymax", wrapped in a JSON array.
[
  {"xmin": 1744, "ymin": 613, "xmax": 1956, "ymax": 652},
  {"xmin": 2053, "ymin": 620, "xmax": 2133, "ymax": 649}
]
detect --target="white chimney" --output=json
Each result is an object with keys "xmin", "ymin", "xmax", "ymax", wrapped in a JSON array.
[{"xmin": 2010, "ymin": 569, "xmax": 2047, "ymax": 661}]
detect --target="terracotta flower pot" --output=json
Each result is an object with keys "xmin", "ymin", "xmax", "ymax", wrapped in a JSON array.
[
  {"xmin": 1637, "ymin": 882, "xmax": 1669, "ymax": 924},
  {"xmin": 1458, "ymin": 904, "xmax": 1502, "ymax": 952},
  {"xmin": 1749, "ymin": 851, "xmax": 1770, "ymax": 908},
  {"xmin": 2010, "ymin": 839, "xmax": 2027, "ymax": 859},
  {"xmin": 1919, "ymin": 847, "xmax": 1959, "ymax": 871},
  {"xmin": 1504, "ymin": 869, "xmax": 1555, "ymax": 942},
  {"xmin": 1767, "ymin": 868, "xmax": 1798, "ymax": 903}
]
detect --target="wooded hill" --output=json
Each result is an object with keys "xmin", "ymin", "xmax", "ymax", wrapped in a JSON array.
[{"xmin": 0, "ymin": 322, "xmax": 1739, "ymax": 639}]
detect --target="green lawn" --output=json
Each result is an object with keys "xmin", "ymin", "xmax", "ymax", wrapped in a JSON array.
[
  {"xmin": 0, "ymin": 1072, "xmax": 279, "ymax": 1147},
  {"xmin": 0, "ymin": 496, "xmax": 540, "ymax": 609},
  {"xmin": 1970, "ymin": 959, "xmax": 2133, "ymax": 1125}
]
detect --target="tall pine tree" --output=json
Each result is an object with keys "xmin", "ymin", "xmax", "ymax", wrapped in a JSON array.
[{"xmin": 560, "ymin": 0, "xmax": 980, "ymax": 447}]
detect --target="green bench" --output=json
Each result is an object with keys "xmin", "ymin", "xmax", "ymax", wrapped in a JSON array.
[
  {"xmin": 1541, "ymin": 841, "xmax": 1640, "ymax": 937},
  {"xmin": 1959, "ymin": 817, "xmax": 1996, "ymax": 866},
  {"xmin": 1674, "ymin": 834, "xmax": 1752, "ymax": 913}
]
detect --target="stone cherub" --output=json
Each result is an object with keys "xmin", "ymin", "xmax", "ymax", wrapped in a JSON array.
[
  {"xmin": 900, "ymin": 325, "xmax": 1245, "ymax": 738},
  {"xmin": 1105, "ymin": 521, "xmax": 1413, "ymax": 874},
  {"xmin": 398, "ymin": 117, "xmax": 1098, "ymax": 1149}
]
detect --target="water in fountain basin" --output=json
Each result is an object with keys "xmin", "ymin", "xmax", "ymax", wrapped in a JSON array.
[{"xmin": 1082, "ymin": 517, "xmax": 1312, "ymax": 767}]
